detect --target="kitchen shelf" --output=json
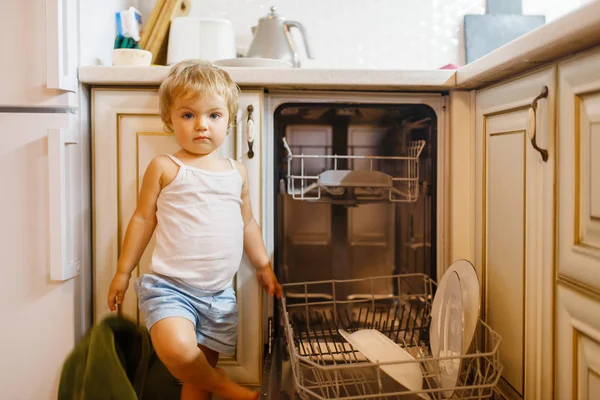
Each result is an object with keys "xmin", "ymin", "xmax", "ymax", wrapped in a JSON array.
[{"xmin": 282, "ymin": 137, "xmax": 426, "ymax": 205}]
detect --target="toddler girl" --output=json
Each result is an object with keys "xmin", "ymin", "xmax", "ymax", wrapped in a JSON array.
[{"xmin": 107, "ymin": 60, "xmax": 281, "ymax": 400}]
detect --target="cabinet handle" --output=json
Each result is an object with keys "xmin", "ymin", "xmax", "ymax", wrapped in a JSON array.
[
  {"xmin": 48, "ymin": 128, "xmax": 80, "ymax": 281},
  {"xmin": 528, "ymin": 86, "xmax": 549, "ymax": 162},
  {"xmin": 46, "ymin": 0, "xmax": 77, "ymax": 92},
  {"xmin": 246, "ymin": 105, "xmax": 255, "ymax": 159}
]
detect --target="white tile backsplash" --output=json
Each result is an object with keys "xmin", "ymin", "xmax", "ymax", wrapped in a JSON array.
[
  {"xmin": 190, "ymin": 0, "xmax": 486, "ymax": 69},
  {"xmin": 101, "ymin": 0, "xmax": 588, "ymax": 69},
  {"xmin": 522, "ymin": 0, "xmax": 589, "ymax": 23},
  {"xmin": 80, "ymin": 0, "xmax": 138, "ymax": 66}
]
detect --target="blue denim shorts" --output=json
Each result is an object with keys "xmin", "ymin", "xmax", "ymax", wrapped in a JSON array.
[{"xmin": 134, "ymin": 273, "xmax": 238, "ymax": 355}]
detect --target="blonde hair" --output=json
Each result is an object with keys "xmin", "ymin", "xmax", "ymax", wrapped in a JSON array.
[{"xmin": 159, "ymin": 60, "xmax": 240, "ymax": 131}]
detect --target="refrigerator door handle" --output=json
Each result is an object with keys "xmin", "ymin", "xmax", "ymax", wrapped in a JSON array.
[
  {"xmin": 46, "ymin": 0, "xmax": 77, "ymax": 92},
  {"xmin": 48, "ymin": 128, "xmax": 80, "ymax": 281}
]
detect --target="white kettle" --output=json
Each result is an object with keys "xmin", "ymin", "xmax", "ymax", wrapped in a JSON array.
[{"xmin": 246, "ymin": 6, "xmax": 313, "ymax": 67}]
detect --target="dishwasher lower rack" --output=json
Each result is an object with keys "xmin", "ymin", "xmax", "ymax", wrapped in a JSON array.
[{"xmin": 280, "ymin": 274, "xmax": 502, "ymax": 399}]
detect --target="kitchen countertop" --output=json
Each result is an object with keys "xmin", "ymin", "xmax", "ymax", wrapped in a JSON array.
[
  {"xmin": 77, "ymin": 66, "xmax": 457, "ymax": 91},
  {"xmin": 456, "ymin": 0, "xmax": 600, "ymax": 88},
  {"xmin": 79, "ymin": 0, "xmax": 600, "ymax": 91}
]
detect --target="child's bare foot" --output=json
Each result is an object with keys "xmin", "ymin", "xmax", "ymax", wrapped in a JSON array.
[{"xmin": 213, "ymin": 367, "xmax": 260, "ymax": 400}]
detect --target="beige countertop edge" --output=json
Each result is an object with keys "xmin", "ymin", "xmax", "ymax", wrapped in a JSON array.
[
  {"xmin": 456, "ymin": 0, "xmax": 600, "ymax": 89},
  {"xmin": 77, "ymin": 66, "xmax": 457, "ymax": 91}
]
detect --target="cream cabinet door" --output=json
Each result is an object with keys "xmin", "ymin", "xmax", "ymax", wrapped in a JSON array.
[
  {"xmin": 92, "ymin": 88, "xmax": 265, "ymax": 386},
  {"xmin": 556, "ymin": 46, "xmax": 600, "ymax": 400},
  {"xmin": 475, "ymin": 67, "xmax": 555, "ymax": 399}
]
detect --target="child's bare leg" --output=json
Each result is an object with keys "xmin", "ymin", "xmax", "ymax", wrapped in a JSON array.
[
  {"xmin": 150, "ymin": 317, "xmax": 259, "ymax": 400},
  {"xmin": 181, "ymin": 345, "xmax": 219, "ymax": 400}
]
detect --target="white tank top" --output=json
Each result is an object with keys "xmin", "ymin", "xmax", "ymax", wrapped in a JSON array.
[{"xmin": 149, "ymin": 154, "xmax": 244, "ymax": 291}]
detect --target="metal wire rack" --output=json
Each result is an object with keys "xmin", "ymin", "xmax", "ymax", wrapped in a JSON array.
[
  {"xmin": 282, "ymin": 138, "xmax": 426, "ymax": 205},
  {"xmin": 281, "ymin": 274, "xmax": 502, "ymax": 399}
]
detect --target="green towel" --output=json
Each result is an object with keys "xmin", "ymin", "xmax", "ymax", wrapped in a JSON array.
[{"xmin": 58, "ymin": 315, "xmax": 181, "ymax": 400}]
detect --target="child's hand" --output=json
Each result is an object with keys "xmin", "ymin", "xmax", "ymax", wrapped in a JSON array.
[
  {"xmin": 107, "ymin": 272, "xmax": 131, "ymax": 311},
  {"xmin": 255, "ymin": 267, "xmax": 283, "ymax": 299}
]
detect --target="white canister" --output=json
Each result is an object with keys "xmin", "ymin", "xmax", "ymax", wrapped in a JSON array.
[{"xmin": 167, "ymin": 17, "xmax": 236, "ymax": 65}]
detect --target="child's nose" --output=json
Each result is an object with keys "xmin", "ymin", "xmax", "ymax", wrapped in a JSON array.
[{"xmin": 195, "ymin": 116, "xmax": 209, "ymax": 130}]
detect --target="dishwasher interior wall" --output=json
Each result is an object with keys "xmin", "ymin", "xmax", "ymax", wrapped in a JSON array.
[{"xmin": 274, "ymin": 103, "xmax": 437, "ymax": 298}]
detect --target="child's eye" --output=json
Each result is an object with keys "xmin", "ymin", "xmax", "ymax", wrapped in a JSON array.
[
  {"xmin": 209, "ymin": 112, "xmax": 222, "ymax": 119},
  {"xmin": 182, "ymin": 112, "xmax": 193, "ymax": 119}
]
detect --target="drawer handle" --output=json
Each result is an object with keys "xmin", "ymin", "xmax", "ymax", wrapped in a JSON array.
[
  {"xmin": 48, "ymin": 128, "xmax": 80, "ymax": 281},
  {"xmin": 246, "ymin": 105, "xmax": 255, "ymax": 159},
  {"xmin": 528, "ymin": 86, "xmax": 549, "ymax": 162},
  {"xmin": 46, "ymin": 0, "xmax": 77, "ymax": 92}
]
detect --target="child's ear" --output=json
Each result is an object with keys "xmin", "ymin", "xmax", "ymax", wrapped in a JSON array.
[
  {"xmin": 162, "ymin": 116, "xmax": 174, "ymax": 133},
  {"xmin": 227, "ymin": 116, "xmax": 237, "ymax": 135}
]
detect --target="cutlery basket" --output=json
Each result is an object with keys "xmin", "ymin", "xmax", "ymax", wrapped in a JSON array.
[{"xmin": 281, "ymin": 274, "xmax": 502, "ymax": 399}]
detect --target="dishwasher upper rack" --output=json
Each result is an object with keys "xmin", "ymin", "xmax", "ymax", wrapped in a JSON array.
[
  {"xmin": 281, "ymin": 137, "xmax": 426, "ymax": 205},
  {"xmin": 281, "ymin": 274, "xmax": 502, "ymax": 400}
]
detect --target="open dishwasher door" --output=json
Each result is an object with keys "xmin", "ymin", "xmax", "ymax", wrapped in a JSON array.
[{"xmin": 260, "ymin": 331, "xmax": 289, "ymax": 399}]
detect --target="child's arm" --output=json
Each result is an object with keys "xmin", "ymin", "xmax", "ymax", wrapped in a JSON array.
[
  {"xmin": 238, "ymin": 162, "xmax": 283, "ymax": 299},
  {"xmin": 107, "ymin": 157, "xmax": 165, "ymax": 311}
]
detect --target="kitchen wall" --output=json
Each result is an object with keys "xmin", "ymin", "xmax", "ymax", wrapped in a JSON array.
[
  {"xmin": 190, "ymin": 0, "xmax": 486, "ymax": 69},
  {"xmin": 80, "ymin": 0, "xmax": 138, "ymax": 66},
  {"xmin": 523, "ymin": 0, "xmax": 596, "ymax": 23},
  {"xmin": 85, "ymin": 0, "xmax": 590, "ymax": 68},
  {"xmin": 181, "ymin": 0, "xmax": 589, "ymax": 69}
]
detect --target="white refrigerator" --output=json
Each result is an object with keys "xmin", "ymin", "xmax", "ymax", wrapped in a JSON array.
[{"xmin": 0, "ymin": 0, "xmax": 92, "ymax": 398}]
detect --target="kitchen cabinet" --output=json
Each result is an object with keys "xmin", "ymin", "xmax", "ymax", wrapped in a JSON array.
[
  {"xmin": 555, "ymin": 46, "xmax": 600, "ymax": 400},
  {"xmin": 92, "ymin": 88, "xmax": 264, "ymax": 386},
  {"xmin": 475, "ymin": 67, "xmax": 555, "ymax": 399},
  {"xmin": 80, "ymin": 42, "xmax": 600, "ymax": 400}
]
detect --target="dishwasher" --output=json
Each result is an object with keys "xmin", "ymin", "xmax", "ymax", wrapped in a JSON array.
[{"xmin": 260, "ymin": 91, "xmax": 502, "ymax": 399}]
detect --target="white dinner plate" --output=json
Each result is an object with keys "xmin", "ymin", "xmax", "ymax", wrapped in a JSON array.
[
  {"xmin": 431, "ymin": 259, "xmax": 480, "ymax": 355},
  {"xmin": 449, "ymin": 260, "xmax": 480, "ymax": 353},
  {"xmin": 435, "ymin": 271, "xmax": 463, "ymax": 398},
  {"xmin": 338, "ymin": 329, "xmax": 427, "ymax": 398}
]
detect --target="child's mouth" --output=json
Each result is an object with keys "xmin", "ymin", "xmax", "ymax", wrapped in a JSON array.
[{"xmin": 193, "ymin": 136, "xmax": 209, "ymax": 141}]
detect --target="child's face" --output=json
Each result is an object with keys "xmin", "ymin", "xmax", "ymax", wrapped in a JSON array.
[{"xmin": 170, "ymin": 92, "xmax": 229, "ymax": 156}]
